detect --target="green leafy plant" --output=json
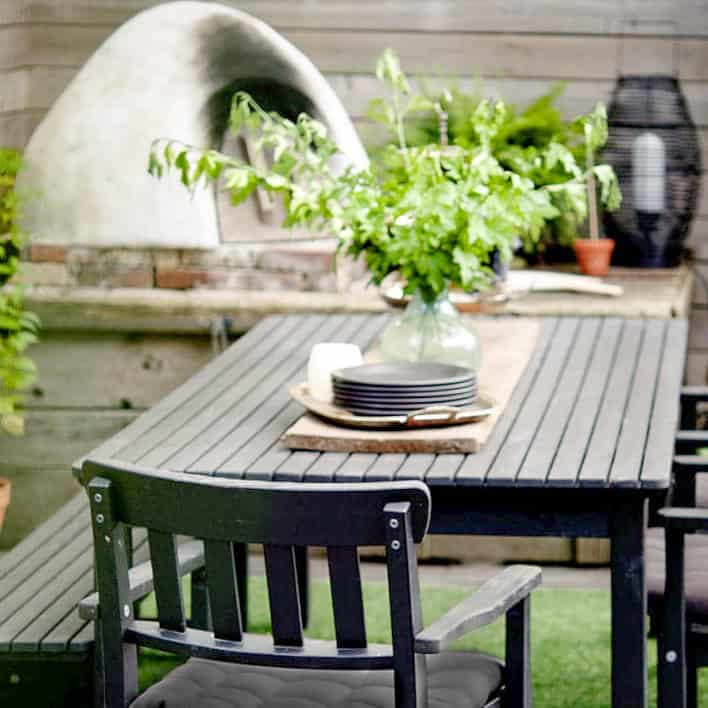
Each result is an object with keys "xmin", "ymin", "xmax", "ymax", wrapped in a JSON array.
[
  {"xmin": 0, "ymin": 148, "xmax": 39, "ymax": 436},
  {"xmin": 149, "ymin": 50, "xmax": 559, "ymax": 303},
  {"xmin": 371, "ymin": 82, "xmax": 621, "ymax": 253}
]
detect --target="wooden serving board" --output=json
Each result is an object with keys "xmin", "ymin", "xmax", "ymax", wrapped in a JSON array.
[{"xmin": 282, "ymin": 318, "xmax": 540, "ymax": 454}]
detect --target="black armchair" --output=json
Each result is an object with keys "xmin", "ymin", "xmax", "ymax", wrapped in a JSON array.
[
  {"xmin": 79, "ymin": 458, "xmax": 541, "ymax": 708},
  {"xmin": 647, "ymin": 386, "xmax": 708, "ymax": 708}
]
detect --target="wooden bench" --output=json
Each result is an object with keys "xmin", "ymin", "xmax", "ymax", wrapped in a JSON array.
[
  {"xmin": 0, "ymin": 491, "xmax": 203, "ymax": 706},
  {"xmin": 0, "ymin": 493, "xmax": 98, "ymax": 706}
]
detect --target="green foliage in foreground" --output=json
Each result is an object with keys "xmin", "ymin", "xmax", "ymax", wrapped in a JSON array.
[
  {"xmin": 138, "ymin": 577, "xmax": 706, "ymax": 708},
  {"xmin": 0, "ymin": 148, "xmax": 38, "ymax": 436}
]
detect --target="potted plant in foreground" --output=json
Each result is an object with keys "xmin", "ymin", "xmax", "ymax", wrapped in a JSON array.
[
  {"xmin": 570, "ymin": 104, "xmax": 621, "ymax": 275},
  {"xmin": 149, "ymin": 51, "xmax": 558, "ymax": 369}
]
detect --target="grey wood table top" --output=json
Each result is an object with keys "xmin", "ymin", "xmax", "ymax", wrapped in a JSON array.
[{"xmin": 77, "ymin": 314, "xmax": 688, "ymax": 491}]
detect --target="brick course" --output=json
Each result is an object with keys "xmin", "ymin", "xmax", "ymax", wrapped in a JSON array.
[{"xmin": 19, "ymin": 241, "xmax": 363, "ymax": 292}]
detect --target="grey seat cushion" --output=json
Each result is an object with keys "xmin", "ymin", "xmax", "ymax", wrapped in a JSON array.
[
  {"xmin": 647, "ymin": 527, "xmax": 708, "ymax": 620},
  {"xmin": 132, "ymin": 651, "xmax": 503, "ymax": 708}
]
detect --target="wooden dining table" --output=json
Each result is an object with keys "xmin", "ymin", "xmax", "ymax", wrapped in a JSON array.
[{"xmin": 76, "ymin": 312, "xmax": 688, "ymax": 708}]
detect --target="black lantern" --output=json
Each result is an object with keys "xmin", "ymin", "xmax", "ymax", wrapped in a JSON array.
[{"xmin": 602, "ymin": 75, "xmax": 702, "ymax": 267}]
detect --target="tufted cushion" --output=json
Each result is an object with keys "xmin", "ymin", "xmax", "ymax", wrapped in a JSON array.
[
  {"xmin": 132, "ymin": 651, "xmax": 503, "ymax": 708},
  {"xmin": 647, "ymin": 527, "xmax": 708, "ymax": 621}
]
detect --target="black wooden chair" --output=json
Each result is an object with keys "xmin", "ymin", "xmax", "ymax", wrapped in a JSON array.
[
  {"xmin": 647, "ymin": 387, "xmax": 708, "ymax": 708},
  {"xmin": 78, "ymin": 457, "xmax": 541, "ymax": 708}
]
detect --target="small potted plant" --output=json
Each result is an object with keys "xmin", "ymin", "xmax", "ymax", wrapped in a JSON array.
[
  {"xmin": 569, "ymin": 104, "xmax": 621, "ymax": 276},
  {"xmin": 149, "ymin": 51, "xmax": 558, "ymax": 369}
]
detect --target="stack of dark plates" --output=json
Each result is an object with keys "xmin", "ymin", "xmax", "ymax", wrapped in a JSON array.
[{"xmin": 331, "ymin": 362, "xmax": 477, "ymax": 417}]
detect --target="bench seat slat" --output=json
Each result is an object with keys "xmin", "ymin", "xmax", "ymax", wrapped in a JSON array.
[
  {"xmin": 0, "ymin": 550, "xmax": 94, "ymax": 650},
  {"xmin": 0, "ymin": 507, "xmax": 90, "ymax": 603},
  {"xmin": 11, "ymin": 571, "xmax": 95, "ymax": 652},
  {"xmin": 0, "ymin": 493, "xmax": 87, "ymax": 577},
  {"xmin": 0, "ymin": 528, "xmax": 93, "ymax": 627},
  {"xmin": 42, "ymin": 609, "xmax": 93, "ymax": 654}
]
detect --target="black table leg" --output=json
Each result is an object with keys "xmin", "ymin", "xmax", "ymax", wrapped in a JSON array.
[
  {"xmin": 610, "ymin": 498, "xmax": 648, "ymax": 708},
  {"xmin": 295, "ymin": 546, "xmax": 309, "ymax": 628},
  {"xmin": 234, "ymin": 542, "xmax": 249, "ymax": 630}
]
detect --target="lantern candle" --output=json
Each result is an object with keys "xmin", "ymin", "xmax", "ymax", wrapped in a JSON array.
[{"xmin": 632, "ymin": 131, "xmax": 666, "ymax": 213}]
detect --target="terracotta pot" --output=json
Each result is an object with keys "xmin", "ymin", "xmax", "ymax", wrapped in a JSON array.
[
  {"xmin": 572, "ymin": 238, "xmax": 615, "ymax": 277},
  {"xmin": 0, "ymin": 478, "xmax": 11, "ymax": 531}
]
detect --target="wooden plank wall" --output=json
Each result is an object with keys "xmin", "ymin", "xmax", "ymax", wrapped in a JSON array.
[{"xmin": 1, "ymin": 0, "xmax": 707, "ymax": 378}]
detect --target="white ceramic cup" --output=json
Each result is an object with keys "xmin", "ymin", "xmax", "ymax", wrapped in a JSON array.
[{"xmin": 308, "ymin": 342, "xmax": 363, "ymax": 403}]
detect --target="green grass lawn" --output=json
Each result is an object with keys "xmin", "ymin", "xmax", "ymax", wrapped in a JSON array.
[{"xmin": 138, "ymin": 577, "xmax": 707, "ymax": 708}]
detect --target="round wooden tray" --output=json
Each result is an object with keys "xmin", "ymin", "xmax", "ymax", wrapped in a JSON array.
[{"xmin": 290, "ymin": 382, "xmax": 495, "ymax": 430}]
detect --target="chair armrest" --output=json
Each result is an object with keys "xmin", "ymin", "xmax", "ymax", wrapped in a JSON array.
[
  {"xmin": 681, "ymin": 386, "xmax": 708, "ymax": 404},
  {"xmin": 675, "ymin": 431, "xmax": 708, "ymax": 455},
  {"xmin": 680, "ymin": 387, "xmax": 708, "ymax": 430},
  {"xmin": 674, "ymin": 455, "xmax": 708, "ymax": 474},
  {"xmin": 79, "ymin": 539, "xmax": 204, "ymax": 620},
  {"xmin": 659, "ymin": 507, "xmax": 708, "ymax": 533},
  {"xmin": 414, "ymin": 565, "xmax": 541, "ymax": 654},
  {"xmin": 670, "ymin": 456, "xmax": 708, "ymax": 508},
  {"xmin": 673, "ymin": 455, "xmax": 708, "ymax": 477}
]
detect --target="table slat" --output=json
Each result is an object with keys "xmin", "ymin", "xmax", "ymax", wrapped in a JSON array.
[
  {"xmin": 365, "ymin": 453, "xmax": 406, "ymax": 482},
  {"xmin": 136, "ymin": 315, "xmax": 332, "ymax": 469},
  {"xmin": 336, "ymin": 454, "xmax": 378, "ymax": 481},
  {"xmin": 546, "ymin": 318, "xmax": 623, "ymax": 485},
  {"xmin": 397, "ymin": 453, "xmax": 435, "ymax": 481},
  {"xmin": 609, "ymin": 319, "xmax": 667, "ymax": 487},
  {"xmin": 455, "ymin": 318, "xmax": 558, "ymax": 486},
  {"xmin": 85, "ymin": 316, "xmax": 286, "ymax": 465},
  {"xmin": 641, "ymin": 319, "xmax": 688, "ymax": 488},
  {"xmin": 425, "ymin": 453, "xmax": 465, "ymax": 485},
  {"xmin": 516, "ymin": 318, "xmax": 601, "ymax": 486},
  {"xmin": 577, "ymin": 319, "xmax": 644, "ymax": 486},
  {"xmin": 485, "ymin": 318, "xmax": 580, "ymax": 485},
  {"xmin": 303, "ymin": 452, "xmax": 348, "ymax": 482},
  {"xmin": 215, "ymin": 316, "xmax": 384, "ymax": 475},
  {"xmin": 274, "ymin": 451, "xmax": 320, "ymax": 481}
]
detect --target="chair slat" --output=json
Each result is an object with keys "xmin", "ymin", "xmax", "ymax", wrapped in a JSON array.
[
  {"xmin": 327, "ymin": 546, "xmax": 366, "ymax": 649},
  {"xmin": 148, "ymin": 530, "xmax": 186, "ymax": 632},
  {"xmin": 204, "ymin": 540, "xmax": 242, "ymax": 641},
  {"xmin": 263, "ymin": 544, "xmax": 303, "ymax": 647}
]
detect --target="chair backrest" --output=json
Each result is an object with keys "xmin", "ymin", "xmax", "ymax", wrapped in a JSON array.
[{"xmin": 81, "ymin": 457, "xmax": 431, "ymax": 708}]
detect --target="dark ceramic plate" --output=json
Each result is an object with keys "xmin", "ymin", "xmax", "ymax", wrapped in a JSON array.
[
  {"xmin": 333, "ymin": 386, "xmax": 479, "ymax": 402},
  {"xmin": 337, "ymin": 392, "xmax": 477, "ymax": 408},
  {"xmin": 334, "ymin": 390, "xmax": 477, "ymax": 407},
  {"xmin": 333, "ymin": 379, "xmax": 477, "ymax": 396},
  {"xmin": 331, "ymin": 361, "xmax": 475, "ymax": 388}
]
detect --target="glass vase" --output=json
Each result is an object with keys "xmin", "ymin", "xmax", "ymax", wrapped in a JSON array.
[{"xmin": 379, "ymin": 290, "xmax": 481, "ymax": 371}]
